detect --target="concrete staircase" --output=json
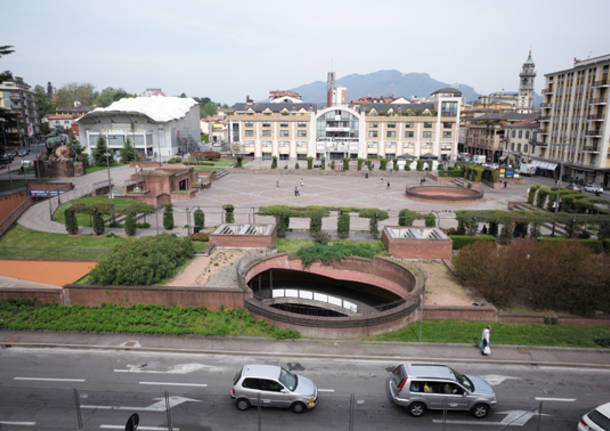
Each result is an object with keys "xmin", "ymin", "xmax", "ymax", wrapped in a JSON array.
[
  {"xmin": 215, "ymin": 169, "xmax": 231, "ymax": 180},
  {"xmin": 452, "ymin": 178, "xmax": 466, "ymax": 187},
  {"xmin": 509, "ymin": 202, "xmax": 567, "ymax": 236}
]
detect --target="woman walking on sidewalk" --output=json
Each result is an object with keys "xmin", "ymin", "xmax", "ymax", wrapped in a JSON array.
[{"xmin": 480, "ymin": 325, "xmax": 491, "ymax": 356}]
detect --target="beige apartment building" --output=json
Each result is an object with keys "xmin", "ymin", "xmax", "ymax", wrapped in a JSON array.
[
  {"xmin": 538, "ymin": 54, "xmax": 610, "ymax": 186},
  {"xmin": 227, "ymin": 88, "xmax": 461, "ymax": 162}
]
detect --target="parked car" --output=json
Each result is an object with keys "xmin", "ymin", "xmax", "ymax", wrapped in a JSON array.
[
  {"xmin": 17, "ymin": 149, "xmax": 29, "ymax": 157},
  {"xmin": 232, "ymin": 364, "xmax": 318, "ymax": 413},
  {"xmin": 583, "ymin": 183, "xmax": 604, "ymax": 195},
  {"xmin": 387, "ymin": 363, "xmax": 497, "ymax": 418},
  {"xmin": 567, "ymin": 183, "xmax": 582, "ymax": 192},
  {"xmin": 578, "ymin": 401, "xmax": 610, "ymax": 431}
]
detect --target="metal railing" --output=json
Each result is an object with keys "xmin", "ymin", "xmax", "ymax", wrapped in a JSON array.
[{"xmin": 271, "ymin": 288, "xmax": 358, "ymax": 313}]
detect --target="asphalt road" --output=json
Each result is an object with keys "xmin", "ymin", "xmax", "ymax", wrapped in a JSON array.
[{"xmin": 0, "ymin": 348, "xmax": 608, "ymax": 430}]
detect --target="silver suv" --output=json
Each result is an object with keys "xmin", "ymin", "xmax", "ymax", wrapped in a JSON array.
[
  {"xmin": 232, "ymin": 364, "xmax": 318, "ymax": 413},
  {"xmin": 387, "ymin": 363, "xmax": 496, "ymax": 418}
]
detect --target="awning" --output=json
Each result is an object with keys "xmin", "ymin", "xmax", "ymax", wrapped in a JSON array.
[{"xmin": 531, "ymin": 160, "xmax": 558, "ymax": 171}]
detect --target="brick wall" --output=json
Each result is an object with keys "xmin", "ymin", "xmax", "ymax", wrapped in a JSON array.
[
  {"xmin": 0, "ymin": 287, "xmax": 62, "ymax": 303},
  {"xmin": 210, "ymin": 225, "xmax": 277, "ymax": 248},
  {"xmin": 382, "ymin": 230, "xmax": 453, "ymax": 260},
  {"xmin": 424, "ymin": 305, "xmax": 497, "ymax": 321},
  {"xmin": 27, "ymin": 182, "xmax": 73, "ymax": 191},
  {"xmin": 0, "ymin": 191, "xmax": 29, "ymax": 222}
]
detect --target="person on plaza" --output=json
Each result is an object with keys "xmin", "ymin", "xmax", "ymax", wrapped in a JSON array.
[
  {"xmin": 480, "ymin": 325, "xmax": 491, "ymax": 355},
  {"xmin": 503, "ymin": 181, "xmax": 508, "ymax": 188},
  {"xmin": 386, "ymin": 181, "xmax": 390, "ymax": 189},
  {"xmin": 276, "ymin": 180, "xmax": 280, "ymax": 188},
  {"xmin": 294, "ymin": 186, "xmax": 299, "ymax": 197},
  {"xmin": 300, "ymin": 178, "xmax": 304, "ymax": 187}
]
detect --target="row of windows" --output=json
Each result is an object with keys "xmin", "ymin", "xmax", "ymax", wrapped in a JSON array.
[
  {"xmin": 244, "ymin": 121, "xmax": 309, "ymax": 128},
  {"xmin": 510, "ymin": 130, "xmax": 533, "ymax": 139},
  {"xmin": 243, "ymin": 141, "xmax": 454, "ymax": 150},
  {"xmin": 241, "ymin": 121, "xmax": 454, "ymax": 129},
  {"xmin": 245, "ymin": 130, "xmax": 308, "ymax": 137},
  {"xmin": 369, "ymin": 131, "xmax": 452, "ymax": 138}
]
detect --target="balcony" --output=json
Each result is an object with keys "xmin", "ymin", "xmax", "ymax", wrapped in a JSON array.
[
  {"xmin": 585, "ymin": 129, "xmax": 602, "ymax": 137},
  {"xmin": 540, "ymin": 117, "xmax": 550, "ymax": 122},
  {"xmin": 583, "ymin": 145, "xmax": 599, "ymax": 153},
  {"xmin": 541, "ymin": 88, "xmax": 553, "ymax": 95},
  {"xmin": 587, "ymin": 114, "xmax": 605, "ymax": 121},
  {"xmin": 539, "ymin": 103, "xmax": 552, "ymax": 109},
  {"xmin": 590, "ymin": 98, "xmax": 608, "ymax": 105},
  {"xmin": 592, "ymin": 78, "xmax": 609, "ymax": 88}
]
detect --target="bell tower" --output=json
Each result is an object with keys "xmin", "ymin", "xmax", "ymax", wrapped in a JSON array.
[{"xmin": 517, "ymin": 50, "xmax": 536, "ymax": 113}]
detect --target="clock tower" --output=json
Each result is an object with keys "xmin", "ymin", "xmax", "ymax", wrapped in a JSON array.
[{"xmin": 517, "ymin": 50, "xmax": 536, "ymax": 113}]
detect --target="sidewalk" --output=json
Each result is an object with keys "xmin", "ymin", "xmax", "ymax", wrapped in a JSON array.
[{"xmin": 1, "ymin": 330, "xmax": 608, "ymax": 369}]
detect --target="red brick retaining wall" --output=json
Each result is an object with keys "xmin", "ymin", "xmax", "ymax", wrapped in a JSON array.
[{"xmin": 0, "ymin": 287, "xmax": 63, "ymax": 303}]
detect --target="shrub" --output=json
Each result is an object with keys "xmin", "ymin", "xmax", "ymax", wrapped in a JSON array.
[
  {"xmin": 223, "ymin": 204, "xmax": 235, "ymax": 223},
  {"xmin": 369, "ymin": 214, "xmax": 379, "ymax": 238},
  {"xmin": 309, "ymin": 214, "xmax": 322, "ymax": 236},
  {"xmin": 92, "ymin": 207, "xmax": 105, "ymax": 235},
  {"xmin": 163, "ymin": 203, "xmax": 174, "ymax": 230},
  {"xmin": 426, "ymin": 160, "xmax": 433, "ymax": 171},
  {"xmin": 416, "ymin": 160, "xmax": 424, "ymax": 171},
  {"xmin": 343, "ymin": 157, "xmax": 349, "ymax": 171},
  {"xmin": 398, "ymin": 209, "xmax": 419, "ymax": 226},
  {"xmin": 276, "ymin": 212, "xmax": 289, "ymax": 238},
  {"xmin": 449, "ymin": 235, "xmax": 496, "ymax": 250},
  {"xmin": 330, "ymin": 160, "xmax": 335, "ymax": 170},
  {"xmin": 64, "ymin": 207, "xmax": 78, "ymax": 234},
  {"xmin": 193, "ymin": 208, "xmax": 204, "ymax": 230},
  {"xmin": 235, "ymin": 156, "xmax": 243, "ymax": 168},
  {"xmin": 312, "ymin": 231, "xmax": 330, "ymax": 244},
  {"xmin": 379, "ymin": 158, "xmax": 387, "ymax": 170},
  {"xmin": 271, "ymin": 156, "xmax": 277, "ymax": 169},
  {"xmin": 190, "ymin": 232, "xmax": 210, "ymax": 242},
  {"xmin": 357, "ymin": 158, "xmax": 364, "ymax": 171},
  {"xmin": 190, "ymin": 151, "xmax": 220, "ymax": 161},
  {"xmin": 393, "ymin": 159, "xmax": 398, "ymax": 171},
  {"xmin": 594, "ymin": 335, "xmax": 610, "ymax": 348},
  {"xmin": 167, "ymin": 156, "xmax": 183, "ymax": 164},
  {"xmin": 367, "ymin": 160, "xmax": 373, "ymax": 170},
  {"xmin": 125, "ymin": 212, "xmax": 136, "ymax": 236},
  {"xmin": 404, "ymin": 160, "xmax": 411, "ymax": 171},
  {"xmin": 539, "ymin": 237, "xmax": 604, "ymax": 254},
  {"xmin": 296, "ymin": 242, "xmax": 384, "ymax": 267},
  {"xmin": 527, "ymin": 185, "xmax": 540, "ymax": 204},
  {"xmin": 337, "ymin": 212, "xmax": 350, "ymax": 239},
  {"xmin": 307, "ymin": 157, "xmax": 313, "ymax": 170},
  {"xmin": 88, "ymin": 235, "xmax": 194, "ymax": 286},
  {"xmin": 424, "ymin": 213, "xmax": 436, "ymax": 227},
  {"xmin": 295, "ymin": 162, "xmax": 300, "ymax": 170},
  {"xmin": 320, "ymin": 156, "xmax": 325, "ymax": 170}
]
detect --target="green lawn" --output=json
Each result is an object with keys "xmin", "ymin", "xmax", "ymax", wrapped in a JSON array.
[
  {"xmin": 0, "ymin": 300, "xmax": 299, "ymax": 339},
  {"xmin": 192, "ymin": 241, "xmax": 208, "ymax": 252},
  {"xmin": 365, "ymin": 320, "xmax": 610, "ymax": 348},
  {"xmin": 53, "ymin": 196, "xmax": 138, "ymax": 226},
  {"xmin": 275, "ymin": 238, "xmax": 386, "ymax": 256},
  {"xmin": 0, "ymin": 225, "xmax": 125, "ymax": 260},
  {"xmin": 194, "ymin": 165, "xmax": 224, "ymax": 171},
  {"xmin": 84, "ymin": 163, "xmax": 127, "ymax": 174}
]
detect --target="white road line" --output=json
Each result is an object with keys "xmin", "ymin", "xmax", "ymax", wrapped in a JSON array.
[
  {"xmin": 318, "ymin": 388, "xmax": 335, "ymax": 392},
  {"xmin": 0, "ymin": 421, "xmax": 36, "ymax": 426},
  {"xmin": 535, "ymin": 397, "xmax": 576, "ymax": 402},
  {"xmin": 139, "ymin": 381, "xmax": 208, "ymax": 387},
  {"xmin": 14, "ymin": 377, "xmax": 86, "ymax": 382},
  {"xmin": 101, "ymin": 426, "xmax": 180, "ymax": 431}
]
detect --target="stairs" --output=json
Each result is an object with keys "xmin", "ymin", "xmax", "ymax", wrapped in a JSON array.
[
  {"xmin": 215, "ymin": 169, "xmax": 231, "ymax": 180},
  {"xmin": 509, "ymin": 202, "xmax": 567, "ymax": 236},
  {"xmin": 452, "ymin": 178, "xmax": 466, "ymax": 187}
]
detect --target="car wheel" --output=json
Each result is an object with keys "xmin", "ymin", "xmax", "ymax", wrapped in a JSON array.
[
  {"xmin": 408, "ymin": 401, "xmax": 426, "ymax": 417},
  {"xmin": 236, "ymin": 398, "xmax": 250, "ymax": 411},
  {"xmin": 291, "ymin": 402, "xmax": 306, "ymax": 413},
  {"xmin": 471, "ymin": 403, "xmax": 489, "ymax": 418}
]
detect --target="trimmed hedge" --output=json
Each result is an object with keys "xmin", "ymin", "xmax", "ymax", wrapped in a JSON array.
[
  {"xmin": 337, "ymin": 212, "xmax": 350, "ymax": 239},
  {"xmin": 450, "ymin": 235, "xmax": 496, "ymax": 250},
  {"xmin": 528, "ymin": 185, "xmax": 540, "ymax": 204},
  {"xmin": 539, "ymin": 237, "xmax": 605, "ymax": 254}
]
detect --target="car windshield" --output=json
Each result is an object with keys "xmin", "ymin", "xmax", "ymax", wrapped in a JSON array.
[
  {"xmin": 451, "ymin": 369, "xmax": 473, "ymax": 391},
  {"xmin": 589, "ymin": 410, "xmax": 610, "ymax": 429},
  {"xmin": 279, "ymin": 368, "xmax": 297, "ymax": 391}
]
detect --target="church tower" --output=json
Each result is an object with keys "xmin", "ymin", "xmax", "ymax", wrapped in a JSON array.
[{"xmin": 517, "ymin": 50, "xmax": 536, "ymax": 113}]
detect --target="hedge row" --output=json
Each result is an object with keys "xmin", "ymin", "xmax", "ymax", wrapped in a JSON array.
[{"xmin": 449, "ymin": 235, "xmax": 496, "ymax": 250}]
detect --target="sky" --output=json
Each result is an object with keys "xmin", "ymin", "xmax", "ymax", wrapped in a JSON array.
[{"xmin": 1, "ymin": 0, "xmax": 609, "ymax": 104}]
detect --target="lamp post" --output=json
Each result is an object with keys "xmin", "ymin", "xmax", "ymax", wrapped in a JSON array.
[
  {"xmin": 104, "ymin": 151, "xmax": 112, "ymax": 199},
  {"xmin": 551, "ymin": 137, "xmax": 567, "ymax": 236}
]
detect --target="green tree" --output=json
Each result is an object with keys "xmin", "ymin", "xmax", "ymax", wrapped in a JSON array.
[
  {"xmin": 125, "ymin": 212, "xmax": 136, "ymax": 236},
  {"xmin": 369, "ymin": 213, "xmax": 379, "ymax": 238},
  {"xmin": 64, "ymin": 207, "xmax": 78, "ymax": 234},
  {"xmin": 223, "ymin": 204, "xmax": 235, "ymax": 223},
  {"xmin": 320, "ymin": 156, "xmax": 326, "ymax": 170},
  {"xmin": 343, "ymin": 157, "xmax": 349, "ymax": 171},
  {"xmin": 357, "ymin": 158, "xmax": 363, "ymax": 171},
  {"xmin": 56, "ymin": 83, "xmax": 96, "ymax": 107},
  {"xmin": 163, "ymin": 204, "xmax": 174, "ymax": 230},
  {"xmin": 307, "ymin": 157, "xmax": 313, "ymax": 169},
  {"xmin": 380, "ymin": 157, "xmax": 387, "ymax": 170},
  {"xmin": 309, "ymin": 214, "xmax": 322, "ymax": 236},
  {"xmin": 96, "ymin": 87, "xmax": 133, "ymax": 107},
  {"xmin": 34, "ymin": 85, "xmax": 57, "ymax": 114},
  {"xmin": 93, "ymin": 136, "xmax": 113, "ymax": 167},
  {"xmin": 120, "ymin": 138, "xmax": 136, "ymax": 164},
  {"xmin": 337, "ymin": 212, "xmax": 350, "ymax": 239},
  {"xmin": 202, "ymin": 102, "xmax": 218, "ymax": 117},
  {"xmin": 92, "ymin": 207, "xmax": 105, "ymax": 235},
  {"xmin": 271, "ymin": 156, "xmax": 277, "ymax": 169},
  {"xmin": 393, "ymin": 159, "xmax": 398, "ymax": 171},
  {"xmin": 194, "ymin": 208, "xmax": 204, "ymax": 230}
]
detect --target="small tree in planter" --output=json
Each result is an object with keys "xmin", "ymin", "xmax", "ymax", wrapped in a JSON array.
[
  {"xmin": 163, "ymin": 203, "xmax": 174, "ymax": 230},
  {"xmin": 393, "ymin": 159, "xmax": 398, "ymax": 171},
  {"xmin": 380, "ymin": 157, "xmax": 387, "ymax": 170},
  {"xmin": 416, "ymin": 160, "xmax": 424, "ymax": 171},
  {"xmin": 125, "ymin": 212, "xmax": 136, "ymax": 236},
  {"xmin": 223, "ymin": 204, "xmax": 235, "ymax": 223},
  {"xmin": 92, "ymin": 207, "xmax": 105, "ymax": 235},
  {"xmin": 424, "ymin": 213, "xmax": 436, "ymax": 227},
  {"xmin": 235, "ymin": 156, "xmax": 243, "ymax": 168},
  {"xmin": 343, "ymin": 157, "xmax": 349, "ymax": 171},
  {"xmin": 367, "ymin": 160, "xmax": 373, "ymax": 170},
  {"xmin": 295, "ymin": 162, "xmax": 300, "ymax": 170},
  {"xmin": 404, "ymin": 160, "xmax": 411, "ymax": 171},
  {"xmin": 337, "ymin": 212, "xmax": 350, "ymax": 239},
  {"xmin": 64, "ymin": 207, "xmax": 78, "ymax": 234},
  {"xmin": 369, "ymin": 213, "xmax": 379, "ymax": 239},
  {"xmin": 309, "ymin": 214, "xmax": 322, "ymax": 236},
  {"xmin": 320, "ymin": 156, "xmax": 326, "ymax": 170},
  {"xmin": 307, "ymin": 157, "xmax": 313, "ymax": 169},
  {"xmin": 271, "ymin": 156, "xmax": 277, "ymax": 169},
  {"xmin": 193, "ymin": 208, "xmax": 204, "ymax": 231},
  {"xmin": 357, "ymin": 158, "xmax": 364, "ymax": 171},
  {"xmin": 330, "ymin": 160, "xmax": 335, "ymax": 170}
]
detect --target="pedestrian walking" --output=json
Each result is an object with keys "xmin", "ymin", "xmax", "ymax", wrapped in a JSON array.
[
  {"xmin": 276, "ymin": 180, "xmax": 280, "ymax": 188},
  {"xmin": 387, "ymin": 181, "xmax": 390, "ymax": 189},
  {"xmin": 300, "ymin": 178, "xmax": 304, "ymax": 187},
  {"xmin": 503, "ymin": 181, "xmax": 507, "ymax": 189},
  {"xmin": 479, "ymin": 325, "xmax": 491, "ymax": 355},
  {"xmin": 294, "ymin": 186, "xmax": 299, "ymax": 197}
]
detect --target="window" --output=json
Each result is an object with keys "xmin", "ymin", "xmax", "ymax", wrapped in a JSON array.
[
  {"xmin": 441, "ymin": 142, "xmax": 452, "ymax": 150},
  {"xmin": 512, "ymin": 130, "xmax": 516, "ymax": 138},
  {"xmin": 369, "ymin": 131, "xmax": 378, "ymax": 138},
  {"xmin": 262, "ymin": 122, "xmax": 271, "ymax": 128},
  {"xmin": 386, "ymin": 131, "xmax": 396, "ymax": 138},
  {"xmin": 297, "ymin": 130, "xmax": 307, "ymax": 137},
  {"xmin": 280, "ymin": 122, "xmax": 288, "ymax": 128},
  {"xmin": 525, "ymin": 131, "xmax": 530, "ymax": 139},
  {"xmin": 280, "ymin": 130, "xmax": 289, "ymax": 137},
  {"xmin": 367, "ymin": 142, "xmax": 377, "ymax": 148},
  {"xmin": 405, "ymin": 131, "xmax": 414, "ymax": 138},
  {"xmin": 387, "ymin": 122, "xmax": 396, "ymax": 128},
  {"xmin": 297, "ymin": 122, "xmax": 307, "ymax": 127},
  {"xmin": 423, "ymin": 131, "xmax": 432, "ymax": 138},
  {"xmin": 442, "ymin": 131, "xmax": 451, "ymax": 138},
  {"xmin": 242, "ymin": 378, "xmax": 260, "ymax": 390},
  {"xmin": 517, "ymin": 143, "xmax": 521, "ymax": 152},
  {"xmin": 404, "ymin": 122, "xmax": 414, "ymax": 128},
  {"xmin": 518, "ymin": 130, "xmax": 523, "ymax": 138},
  {"xmin": 245, "ymin": 130, "xmax": 254, "ymax": 137},
  {"xmin": 443, "ymin": 122, "xmax": 452, "ymax": 129},
  {"xmin": 279, "ymin": 141, "xmax": 289, "ymax": 147},
  {"xmin": 263, "ymin": 141, "xmax": 272, "ymax": 147},
  {"xmin": 423, "ymin": 142, "xmax": 432, "ymax": 148},
  {"xmin": 370, "ymin": 122, "xmax": 378, "ymax": 128},
  {"xmin": 262, "ymin": 130, "xmax": 271, "ymax": 137},
  {"xmin": 403, "ymin": 142, "xmax": 414, "ymax": 148},
  {"xmin": 524, "ymin": 144, "xmax": 528, "ymax": 153},
  {"xmin": 297, "ymin": 141, "xmax": 307, "ymax": 147},
  {"xmin": 244, "ymin": 121, "xmax": 253, "ymax": 127},
  {"xmin": 424, "ymin": 122, "xmax": 432, "ymax": 129}
]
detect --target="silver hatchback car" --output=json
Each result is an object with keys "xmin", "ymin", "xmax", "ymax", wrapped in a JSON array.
[
  {"xmin": 387, "ymin": 363, "xmax": 497, "ymax": 418},
  {"xmin": 232, "ymin": 364, "xmax": 318, "ymax": 413}
]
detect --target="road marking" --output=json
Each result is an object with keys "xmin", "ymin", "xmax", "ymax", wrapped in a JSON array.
[
  {"xmin": 114, "ymin": 363, "xmax": 212, "ymax": 374},
  {"xmin": 139, "ymin": 381, "xmax": 208, "ymax": 388},
  {"xmin": 82, "ymin": 396, "xmax": 200, "ymax": 412},
  {"xmin": 101, "ymin": 426, "xmax": 179, "ymax": 430},
  {"xmin": 535, "ymin": 397, "xmax": 576, "ymax": 402},
  {"xmin": 433, "ymin": 409, "xmax": 545, "ymax": 427},
  {"xmin": 14, "ymin": 377, "xmax": 86, "ymax": 382},
  {"xmin": 318, "ymin": 388, "xmax": 335, "ymax": 392},
  {"xmin": 481, "ymin": 374, "xmax": 522, "ymax": 386},
  {"xmin": 0, "ymin": 421, "xmax": 36, "ymax": 426}
]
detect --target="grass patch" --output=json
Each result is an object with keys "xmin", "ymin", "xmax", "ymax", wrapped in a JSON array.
[
  {"xmin": 53, "ymin": 196, "xmax": 136, "ymax": 226},
  {"xmin": 0, "ymin": 300, "xmax": 300, "ymax": 339},
  {"xmin": 85, "ymin": 163, "xmax": 127, "ymax": 174},
  {"xmin": 275, "ymin": 238, "xmax": 316, "ymax": 254},
  {"xmin": 194, "ymin": 165, "xmax": 224, "ymax": 171},
  {"xmin": 192, "ymin": 241, "xmax": 208, "ymax": 252},
  {"xmin": 365, "ymin": 320, "xmax": 610, "ymax": 348},
  {"xmin": 0, "ymin": 226, "xmax": 125, "ymax": 260}
]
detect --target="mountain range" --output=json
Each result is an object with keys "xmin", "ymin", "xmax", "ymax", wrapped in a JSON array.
[{"xmin": 289, "ymin": 69, "xmax": 542, "ymax": 106}]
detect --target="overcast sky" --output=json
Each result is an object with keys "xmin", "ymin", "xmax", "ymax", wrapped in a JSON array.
[{"xmin": 1, "ymin": 0, "xmax": 609, "ymax": 104}]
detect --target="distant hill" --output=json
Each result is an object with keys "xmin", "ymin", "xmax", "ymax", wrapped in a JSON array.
[{"xmin": 289, "ymin": 69, "xmax": 543, "ymax": 106}]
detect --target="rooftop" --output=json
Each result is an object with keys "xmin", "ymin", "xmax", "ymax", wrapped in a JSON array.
[
  {"xmin": 78, "ymin": 96, "xmax": 198, "ymax": 123},
  {"xmin": 384, "ymin": 227, "xmax": 449, "ymax": 241},
  {"xmin": 212, "ymin": 224, "xmax": 275, "ymax": 236}
]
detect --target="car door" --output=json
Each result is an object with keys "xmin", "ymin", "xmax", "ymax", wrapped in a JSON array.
[
  {"xmin": 241, "ymin": 378, "xmax": 264, "ymax": 406},
  {"xmin": 421, "ymin": 381, "xmax": 445, "ymax": 410},
  {"xmin": 442, "ymin": 383, "xmax": 470, "ymax": 410},
  {"xmin": 258, "ymin": 378, "xmax": 290, "ymax": 408}
]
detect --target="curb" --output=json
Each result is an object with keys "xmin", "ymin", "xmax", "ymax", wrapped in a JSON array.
[{"xmin": 2, "ymin": 341, "xmax": 609, "ymax": 370}]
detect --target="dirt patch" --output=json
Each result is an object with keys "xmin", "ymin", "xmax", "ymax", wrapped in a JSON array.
[
  {"xmin": 416, "ymin": 261, "xmax": 476, "ymax": 306},
  {"xmin": 166, "ymin": 249, "xmax": 250, "ymax": 287},
  {"xmin": 0, "ymin": 259, "xmax": 96, "ymax": 287}
]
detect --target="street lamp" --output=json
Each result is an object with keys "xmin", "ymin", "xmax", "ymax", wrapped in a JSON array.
[{"xmin": 104, "ymin": 151, "xmax": 113, "ymax": 199}]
